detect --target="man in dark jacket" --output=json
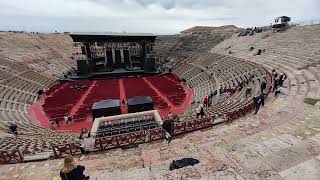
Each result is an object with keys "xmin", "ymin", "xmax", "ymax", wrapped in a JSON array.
[
  {"xmin": 9, "ymin": 123, "xmax": 18, "ymax": 135},
  {"xmin": 279, "ymin": 73, "xmax": 287, "ymax": 87},
  {"xmin": 253, "ymin": 96, "xmax": 262, "ymax": 115},
  {"xmin": 273, "ymin": 78, "xmax": 280, "ymax": 93},
  {"xmin": 272, "ymin": 69, "xmax": 278, "ymax": 80},
  {"xmin": 260, "ymin": 81, "xmax": 267, "ymax": 94}
]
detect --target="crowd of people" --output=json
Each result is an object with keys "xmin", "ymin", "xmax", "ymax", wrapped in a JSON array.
[
  {"xmin": 252, "ymin": 69, "xmax": 287, "ymax": 115},
  {"xmin": 193, "ymin": 73, "xmax": 258, "ymax": 119},
  {"xmin": 49, "ymin": 114, "xmax": 73, "ymax": 130},
  {"xmin": 272, "ymin": 69, "xmax": 287, "ymax": 96},
  {"xmin": 191, "ymin": 68, "xmax": 287, "ymax": 117}
]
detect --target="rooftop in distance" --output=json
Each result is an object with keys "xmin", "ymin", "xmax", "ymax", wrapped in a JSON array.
[{"xmin": 180, "ymin": 25, "xmax": 239, "ymax": 34}]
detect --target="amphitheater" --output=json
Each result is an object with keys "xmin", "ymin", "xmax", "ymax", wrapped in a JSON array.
[{"xmin": 0, "ymin": 24, "xmax": 319, "ymax": 180}]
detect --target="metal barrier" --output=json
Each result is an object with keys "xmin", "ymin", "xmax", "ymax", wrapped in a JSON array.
[
  {"xmin": 50, "ymin": 92, "xmax": 265, "ymax": 159},
  {"xmin": 0, "ymin": 150, "xmax": 24, "ymax": 164},
  {"xmin": 51, "ymin": 117, "xmax": 217, "ymax": 158},
  {"xmin": 52, "ymin": 142, "xmax": 81, "ymax": 158}
]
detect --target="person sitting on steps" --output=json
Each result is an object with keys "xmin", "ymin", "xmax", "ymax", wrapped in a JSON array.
[{"xmin": 60, "ymin": 155, "xmax": 89, "ymax": 180}]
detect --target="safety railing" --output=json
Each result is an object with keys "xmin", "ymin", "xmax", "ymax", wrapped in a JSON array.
[{"xmin": 0, "ymin": 150, "xmax": 24, "ymax": 164}]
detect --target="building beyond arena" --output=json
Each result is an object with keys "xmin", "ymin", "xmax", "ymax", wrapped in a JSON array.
[{"xmin": 0, "ymin": 24, "xmax": 320, "ymax": 179}]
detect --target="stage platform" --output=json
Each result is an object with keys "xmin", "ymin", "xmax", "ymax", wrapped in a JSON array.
[{"xmin": 64, "ymin": 68, "xmax": 165, "ymax": 80}]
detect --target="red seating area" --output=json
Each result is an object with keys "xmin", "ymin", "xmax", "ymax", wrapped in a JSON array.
[
  {"xmin": 42, "ymin": 75, "xmax": 189, "ymax": 124},
  {"xmin": 75, "ymin": 79, "xmax": 120, "ymax": 119},
  {"xmin": 146, "ymin": 75, "xmax": 186, "ymax": 106},
  {"xmin": 123, "ymin": 77, "xmax": 169, "ymax": 109},
  {"xmin": 43, "ymin": 81, "xmax": 92, "ymax": 120}
]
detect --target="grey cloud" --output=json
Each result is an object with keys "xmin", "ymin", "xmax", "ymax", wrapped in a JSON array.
[
  {"xmin": 134, "ymin": 0, "xmax": 227, "ymax": 9},
  {"xmin": 195, "ymin": 17, "xmax": 240, "ymax": 21},
  {"xmin": 85, "ymin": 0, "xmax": 227, "ymax": 10},
  {"xmin": 1, "ymin": 0, "xmax": 319, "ymax": 34},
  {"xmin": 135, "ymin": 0, "xmax": 175, "ymax": 9}
]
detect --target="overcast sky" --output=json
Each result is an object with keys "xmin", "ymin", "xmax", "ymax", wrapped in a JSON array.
[{"xmin": 0, "ymin": 0, "xmax": 319, "ymax": 34}]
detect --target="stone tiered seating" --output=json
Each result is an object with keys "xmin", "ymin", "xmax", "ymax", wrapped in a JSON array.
[
  {"xmin": 0, "ymin": 56, "xmax": 78, "ymax": 158},
  {"xmin": 153, "ymin": 35, "xmax": 181, "ymax": 62},
  {"xmin": 172, "ymin": 52, "xmax": 270, "ymax": 120},
  {"xmin": 212, "ymin": 24, "xmax": 320, "ymax": 101},
  {"xmin": 19, "ymin": 71, "xmax": 55, "ymax": 86},
  {"xmin": 0, "ymin": 32, "xmax": 75, "ymax": 77}
]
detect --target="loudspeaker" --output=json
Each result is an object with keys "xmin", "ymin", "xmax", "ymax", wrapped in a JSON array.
[
  {"xmin": 106, "ymin": 51, "xmax": 113, "ymax": 66},
  {"xmin": 77, "ymin": 60, "xmax": 89, "ymax": 75},
  {"xmin": 123, "ymin": 50, "xmax": 130, "ymax": 65},
  {"xmin": 144, "ymin": 57, "xmax": 155, "ymax": 72},
  {"xmin": 81, "ymin": 46, "xmax": 86, "ymax": 55}
]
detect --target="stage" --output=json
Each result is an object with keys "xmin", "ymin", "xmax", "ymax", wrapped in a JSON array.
[{"xmin": 64, "ymin": 67, "xmax": 164, "ymax": 80}]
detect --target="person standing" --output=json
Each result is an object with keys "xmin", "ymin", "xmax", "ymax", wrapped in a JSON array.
[
  {"xmin": 245, "ymin": 86, "xmax": 252, "ymax": 98},
  {"xmin": 67, "ymin": 115, "xmax": 73, "ymax": 126},
  {"xmin": 272, "ymin": 69, "xmax": 278, "ymax": 80},
  {"xmin": 9, "ymin": 123, "xmax": 18, "ymax": 136},
  {"xmin": 279, "ymin": 73, "xmax": 287, "ymax": 87},
  {"xmin": 164, "ymin": 130, "xmax": 172, "ymax": 144},
  {"xmin": 273, "ymin": 78, "xmax": 280, "ymax": 93},
  {"xmin": 79, "ymin": 132, "xmax": 95, "ymax": 160},
  {"xmin": 260, "ymin": 80, "xmax": 267, "ymax": 94},
  {"xmin": 168, "ymin": 112, "xmax": 173, "ymax": 121},
  {"xmin": 208, "ymin": 92, "xmax": 214, "ymax": 107},
  {"xmin": 203, "ymin": 95, "xmax": 209, "ymax": 108},
  {"xmin": 49, "ymin": 120, "xmax": 55, "ymax": 130},
  {"xmin": 196, "ymin": 103, "xmax": 201, "ymax": 118},
  {"xmin": 162, "ymin": 118, "xmax": 173, "ymax": 144},
  {"xmin": 64, "ymin": 114, "xmax": 69, "ymax": 126},
  {"xmin": 253, "ymin": 96, "xmax": 262, "ymax": 115},
  {"xmin": 55, "ymin": 118, "xmax": 60, "ymax": 128},
  {"xmin": 199, "ymin": 103, "xmax": 205, "ymax": 118},
  {"xmin": 237, "ymin": 84, "xmax": 242, "ymax": 92},
  {"xmin": 79, "ymin": 128, "xmax": 89, "ymax": 140}
]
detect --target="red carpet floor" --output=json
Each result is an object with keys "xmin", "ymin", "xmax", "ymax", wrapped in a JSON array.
[
  {"xmin": 119, "ymin": 79, "xmax": 128, "ymax": 114},
  {"xmin": 29, "ymin": 75, "xmax": 193, "ymax": 133},
  {"xmin": 69, "ymin": 81, "xmax": 96, "ymax": 116},
  {"xmin": 30, "ymin": 102, "xmax": 93, "ymax": 133}
]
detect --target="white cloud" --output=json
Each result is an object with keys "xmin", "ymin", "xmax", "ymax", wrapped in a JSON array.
[{"xmin": 0, "ymin": 0, "xmax": 319, "ymax": 34}]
